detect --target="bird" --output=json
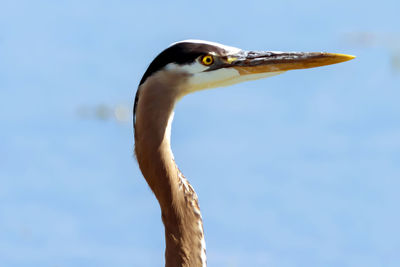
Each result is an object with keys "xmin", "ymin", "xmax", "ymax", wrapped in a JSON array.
[{"xmin": 133, "ymin": 40, "xmax": 354, "ymax": 267}]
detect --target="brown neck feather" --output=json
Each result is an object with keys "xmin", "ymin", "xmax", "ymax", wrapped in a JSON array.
[{"xmin": 134, "ymin": 71, "xmax": 206, "ymax": 267}]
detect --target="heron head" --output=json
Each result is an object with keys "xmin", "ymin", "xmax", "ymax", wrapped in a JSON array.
[{"xmin": 135, "ymin": 40, "xmax": 354, "ymax": 114}]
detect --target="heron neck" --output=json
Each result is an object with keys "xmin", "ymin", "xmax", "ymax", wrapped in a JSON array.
[{"xmin": 134, "ymin": 73, "xmax": 206, "ymax": 267}]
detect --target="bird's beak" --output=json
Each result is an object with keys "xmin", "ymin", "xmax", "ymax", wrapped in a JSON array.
[{"xmin": 227, "ymin": 51, "xmax": 355, "ymax": 75}]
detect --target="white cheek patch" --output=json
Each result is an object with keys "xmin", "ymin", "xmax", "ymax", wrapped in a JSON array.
[
  {"xmin": 187, "ymin": 68, "xmax": 286, "ymax": 92},
  {"xmin": 166, "ymin": 62, "xmax": 208, "ymax": 74},
  {"xmin": 188, "ymin": 68, "xmax": 240, "ymax": 91}
]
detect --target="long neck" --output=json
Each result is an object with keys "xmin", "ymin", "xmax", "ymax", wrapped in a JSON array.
[{"xmin": 134, "ymin": 72, "xmax": 206, "ymax": 267}]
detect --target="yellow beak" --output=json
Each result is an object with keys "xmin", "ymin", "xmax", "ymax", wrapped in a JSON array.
[{"xmin": 228, "ymin": 52, "xmax": 355, "ymax": 74}]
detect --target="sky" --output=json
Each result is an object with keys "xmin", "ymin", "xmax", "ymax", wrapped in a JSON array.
[{"xmin": 1, "ymin": 0, "xmax": 400, "ymax": 266}]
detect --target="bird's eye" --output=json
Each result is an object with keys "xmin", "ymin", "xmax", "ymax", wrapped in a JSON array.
[{"xmin": 201, "ymin": 55, "xmax": 214, "ymax": 66}]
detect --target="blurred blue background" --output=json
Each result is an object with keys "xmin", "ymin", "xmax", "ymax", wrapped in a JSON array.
[{"xmin": 1, "ymin": 0, "xmax": 399, "ymax": 266}]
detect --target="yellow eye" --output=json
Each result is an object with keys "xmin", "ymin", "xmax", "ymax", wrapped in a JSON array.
[{"xmin": 201, "ymin": 55, "xmax": 214, "ymax": 66}]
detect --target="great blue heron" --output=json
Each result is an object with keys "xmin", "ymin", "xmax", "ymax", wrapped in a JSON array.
[{"xmin": 133, "ymin": 40, "xmax": 354, "ymax": 267}]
